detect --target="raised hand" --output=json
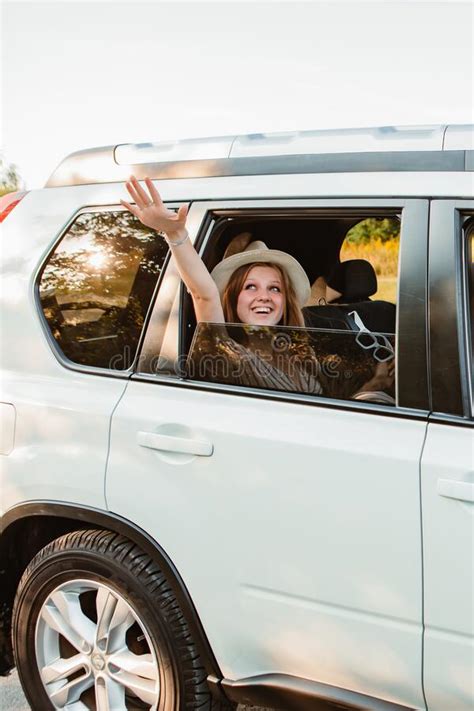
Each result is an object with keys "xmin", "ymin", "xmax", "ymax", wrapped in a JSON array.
[
  {"xmin": 121, "ymin": 176, "xmax": 188, "ymax": 238},
  {"xmin": 373, "ymin": 359, "xmax": 395, "ymax": 389}
]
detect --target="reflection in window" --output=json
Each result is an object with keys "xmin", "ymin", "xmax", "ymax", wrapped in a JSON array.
[
  {"xmin": 39, "ymin": 210, "xmax": 168, "ymax": 369},
  {"xmin": 187, "ymin": 322, "xmax": 396, "ymax": 406}
]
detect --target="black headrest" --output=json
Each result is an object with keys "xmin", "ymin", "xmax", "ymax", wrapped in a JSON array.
[
  {"xmin": 303, "ymin": 304, "xmax": 354, "ymax": 331},
  {"xmin": 327, "ymin": 260, "xmax": 377, "ymax": 301}
]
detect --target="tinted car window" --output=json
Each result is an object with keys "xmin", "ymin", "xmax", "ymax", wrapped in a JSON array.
[
  {"xmin": 188, "ymin": 322, "xmax": 396, "ymax": 406},
  {"xmin": 38, "ymin": 210, "xmax": 168, "ymax": 370}
]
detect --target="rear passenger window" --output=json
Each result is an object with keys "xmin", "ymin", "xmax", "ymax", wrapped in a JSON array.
[
  {"xmin": 180, "ymin": 210, "xmax": 401, "ymax": 406},
  {"xmin": 38, "ymin": 210, "xmax": 168, "ymax": 370}
]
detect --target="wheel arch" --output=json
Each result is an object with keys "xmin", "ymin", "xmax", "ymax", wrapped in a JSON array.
[{"xmin": 0, "ymin": 501, "xmax": 224, "ymax": 683}]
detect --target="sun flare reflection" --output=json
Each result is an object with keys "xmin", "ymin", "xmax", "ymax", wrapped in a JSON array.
[{"xmin": 87, "ymin": 252, "xmax": 107, "ymax": 269}]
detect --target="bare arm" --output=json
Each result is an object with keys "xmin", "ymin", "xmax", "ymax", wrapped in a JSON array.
[
  {"xmin": 121, "ymin": 176, "xmax": 224, "ymax": 323},
  {"xmin": 352, "ymin": 360, "xmax": 395, "ymax": 396}
]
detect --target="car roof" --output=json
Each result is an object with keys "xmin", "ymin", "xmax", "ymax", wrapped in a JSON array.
[{"xmin": 46, "ymin": 124, "xmax": 474, "ymax": 188}]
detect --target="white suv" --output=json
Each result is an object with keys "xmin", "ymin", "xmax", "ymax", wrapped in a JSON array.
[{"xmin": 1, "ymin": 125, "xmax": 473, "ymax": 711}]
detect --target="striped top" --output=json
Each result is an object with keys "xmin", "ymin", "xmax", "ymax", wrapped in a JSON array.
[{"xmin": 215, "ymin": 338, "xmax": 323, "ymax": 395}]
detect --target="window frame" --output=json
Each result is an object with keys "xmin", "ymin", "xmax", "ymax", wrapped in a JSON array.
[
  {"xmin": 34, "ymin": 204, "xmax": 178, "ymax": 377},
  {"xmin": 465, "ymin": 221, "xmax": 474, "ymax": 411},
  {"xmin": 134, "ymin": 197, "xmax": 430, "ymax": 417},
  {"xmin": 428, "ymin": 200, "xmax": 474, "ymax": 421}
]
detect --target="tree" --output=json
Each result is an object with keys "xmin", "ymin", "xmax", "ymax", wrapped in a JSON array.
[
  {"xmin": 0, "ymin": 154, "xmax": 23, "ymax": 196},
  {"xmin": 345, "ymin": 217, "xmax": 400, "ymax": 244}
]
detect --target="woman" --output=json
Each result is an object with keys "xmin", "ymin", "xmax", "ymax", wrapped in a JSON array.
[
  {"xmin": 122, "ymin": 177, "xmax": 394, "ymax": 399},
  {"xmin": 121, "ymin": 176, "xmax": 310, "ymax": 329}
]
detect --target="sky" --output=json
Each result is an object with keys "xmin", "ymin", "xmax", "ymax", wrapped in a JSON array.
[{"xmin": 1, "ymin": 0, "xmax": 473, "ymax": 189}]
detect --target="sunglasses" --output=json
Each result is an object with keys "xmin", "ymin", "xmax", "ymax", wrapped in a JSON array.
[{"xmin": 348, "ymin": 311, "xmax": 395, "ymax": 363}]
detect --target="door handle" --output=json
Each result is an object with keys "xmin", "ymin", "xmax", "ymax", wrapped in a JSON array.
[
  {"xmin": 437, "ymin": 478, "xmax": 474, "ymax": 503},
  {"xmin": 137, "ymin": 431, "xmax": 213, "ymax": 457}
]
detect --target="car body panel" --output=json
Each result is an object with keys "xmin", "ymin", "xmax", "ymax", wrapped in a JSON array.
[
  {"xmin": 421, "ymin": 423, "xmax": 474, "ymax": 711},
  {"xmin": 0, "ymin": 189, "xmax": 129, "ymax": 513}
]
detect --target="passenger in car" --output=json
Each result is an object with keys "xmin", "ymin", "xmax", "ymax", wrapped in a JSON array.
[
  {"xmin": 122, "ymin": 177, "xmax": 324, "ymax": 393},
  {"xmin": 122, "ymin": 176, "xmax": 309, "ymax": 328},
  {"xmin": 122, "ymin": 177, "xmax": 394, "ymax": 399}
]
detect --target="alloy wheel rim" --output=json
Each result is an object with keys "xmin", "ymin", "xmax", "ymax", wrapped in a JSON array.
[{"xmin": 34, "ymin": 578, "xmax": 160, "ymax": 710}]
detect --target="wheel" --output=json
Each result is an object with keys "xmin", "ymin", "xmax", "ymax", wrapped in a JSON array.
[{"xmin": 12, "ymin": 529, "xmax": 233, "ymax": 711}]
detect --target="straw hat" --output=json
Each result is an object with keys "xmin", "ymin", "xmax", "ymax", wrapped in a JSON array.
[{"xmin": 211, "ymin": 238, "xmax": 311, "ymax": 307}]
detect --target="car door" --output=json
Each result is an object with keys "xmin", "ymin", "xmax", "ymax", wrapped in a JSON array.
[
  {"xmin": 421, "ymin": 200, "xmax": 474, "ymax": 711},
  {"xmin": 106, "ymin": 196, "xmax": 429, "ymax": 709}
]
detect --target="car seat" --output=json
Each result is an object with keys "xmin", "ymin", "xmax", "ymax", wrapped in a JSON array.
[{"xmin": 303, "ymin": 259, "xmax": 396, "ymax": 334}]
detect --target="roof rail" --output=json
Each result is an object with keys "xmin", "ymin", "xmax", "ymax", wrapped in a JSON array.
[{"xmin": 45, "ymin": 124, "xmax": 473, "ymax": 188}]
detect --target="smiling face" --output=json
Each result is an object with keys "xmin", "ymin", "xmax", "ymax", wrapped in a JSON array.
[{"xmin": 236, "ymin": 265, "xmax": 285, "ymax": 326}]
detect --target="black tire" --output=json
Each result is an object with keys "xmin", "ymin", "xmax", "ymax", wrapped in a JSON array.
[{"xmin": 12, "ymin": 529, "xmax": 234, "ymax": 711}]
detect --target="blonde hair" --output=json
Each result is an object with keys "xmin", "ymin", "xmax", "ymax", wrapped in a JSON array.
[{"xmin": 222, "ymin": 262, "xmax": 304, "ymax": 327}]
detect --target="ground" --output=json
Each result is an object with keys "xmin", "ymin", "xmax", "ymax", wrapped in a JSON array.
[{"xmin": 0, "ymin": 669, "xmax": 276, "ymax": 711}]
